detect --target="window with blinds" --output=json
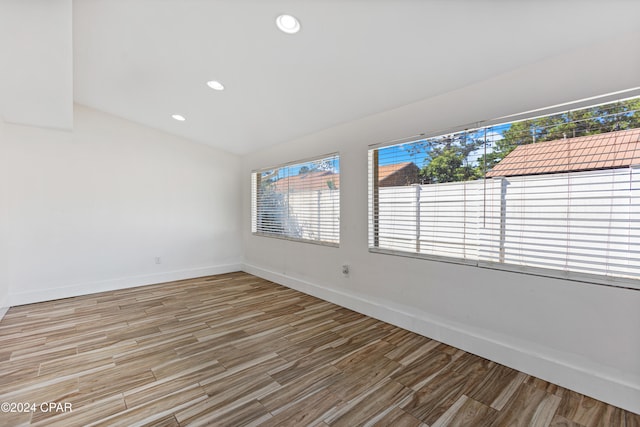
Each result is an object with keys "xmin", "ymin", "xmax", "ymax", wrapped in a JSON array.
[
  {"xmin": 252, "ymin": 153, "xmax": 340, "ymax": 246},
  {"xmin": 369, "ymin": 94, "xmax": 640, "ymax": 287}
]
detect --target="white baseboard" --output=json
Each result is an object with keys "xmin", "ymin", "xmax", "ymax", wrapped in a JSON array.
[
  {"xmin": 242, "ymin": 263, "xmax": 640, "ymax": 415},
  {"xmin": 9, "ymin": 263, "xmax": 242, "ymax": 306}
]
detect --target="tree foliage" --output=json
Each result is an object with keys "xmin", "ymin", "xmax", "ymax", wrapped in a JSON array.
[
  {"xmin": 422, "ymin": 147, "xmax": 481, "ymax": 183},
  {"xmin": 421, "ymin": 98, "xmax": 640, "ymax": 183},
  {"xmin": 416, "ymin": 131, "xmax": 483, "ymax": 184}
]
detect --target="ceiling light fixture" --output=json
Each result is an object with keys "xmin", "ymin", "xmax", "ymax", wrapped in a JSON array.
[
  {"xmin": 207, "ymin": 80, "xmax": 225, "ymax": 91},
  {"xmin": 276, "ymin": 14, "xmax": 301, "ymax": 34},
  {"xmin": 171, "ymin": 114, "xmax": 186, "ymax": 121}
]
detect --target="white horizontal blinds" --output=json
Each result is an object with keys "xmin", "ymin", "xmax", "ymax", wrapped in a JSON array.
[
  {"xmin": 251, "ymin": 172, "xmax": 258, "ymax": 233},
  {"xmin": 630, "ymin": 167, "xmax": 640, "ymax": 278},
  {"xmin": 481, "ymin": 160, "xmax": 640, "ymax": 279},
  {"xmin": 376, "ymin": 185, "xmax": 419, "ymax": 252},
  {"xmin": 252, "ymin": 154, "xmax": 339, "ymax": 245},
  {"xmin": 370, "ymin": 130, "xmax": 484, "ymax": 260},
  {"xmin": 371, "ymin": 142, "xmax": 419, "ymax": 252},
  {"xmin": 370, "ymin": 95, "xmax": 640, "ymax": 284},
  {"xmin": 480, "ymin": 100, "xmax": 640, "ymax": 280},
  {"xmin": 566, "ymin": 169, "xmax": 636, "ymax": 278},
  {"xmin": 419, "ymin": 179, "xmax": 483, "ymax": 260}
]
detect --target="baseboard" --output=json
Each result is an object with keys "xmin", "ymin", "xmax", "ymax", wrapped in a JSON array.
[
  {"xmin": 242, "ymin": 263, "xmax": 640, "ymax": 415},
  {"xmin": 9, "ymin": 263, "xmax": 242, "ymax": 306}
]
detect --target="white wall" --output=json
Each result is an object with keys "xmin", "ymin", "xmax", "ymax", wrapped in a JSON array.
[
  {"xmin": 0, "ymin": 0, "xmax": 73, "ymax": 130},
  {"xmin": 0, "ymin": 119, "xmax": 9, "ymax": 319},
  {"xmin": 242, "ymin": 33, "xmax": 640, "ymax": 413},
  {"xmin": 2, "ymin": 105, "xmax": 242, "ymax": 307}
]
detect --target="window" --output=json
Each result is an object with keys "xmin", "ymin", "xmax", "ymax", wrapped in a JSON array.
[
  {"xmin": 369, "ymin": 92, "xmax": 640, "ymax": 287},
  {"xmin": 252, "ymin": 153, "xmax": 340, "ymax": 245}
]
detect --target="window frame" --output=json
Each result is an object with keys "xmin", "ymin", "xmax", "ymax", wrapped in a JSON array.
[
  {"xmin": 251, "ymin": 152, "xmax": 340, "ymax": 247},
  {"xmin": 368, "ymin": 88, "xmax": 640, "ymax": 290}
]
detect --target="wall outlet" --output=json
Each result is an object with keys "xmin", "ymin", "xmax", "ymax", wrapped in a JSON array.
[
  {"xmin": 342, "ymin": 264, "xmax": 350, "ymax": 277},
  {"xmin": 155, "ymin": 256, "xmax": 161, "ymax": 264}
]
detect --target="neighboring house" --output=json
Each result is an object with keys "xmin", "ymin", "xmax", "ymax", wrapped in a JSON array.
[
  {"xmin": 378, "ymin": 162, "xmax": 421, "ymax": 186},
  {"xmin": 269, "ymin": 161, "xmax": 420, "ymax": 191},
  {"xmin": 486, "ymin": 127, "xmax": 640, "ymax": 177},
  {"xmin": 272, "ymin": 170, "xmax": 339, "ymax": 192}
]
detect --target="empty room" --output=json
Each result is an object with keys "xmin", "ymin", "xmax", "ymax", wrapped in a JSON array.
[{"xmin": 1, "ymin": 1, "xmax": 639, "ymax": 426}]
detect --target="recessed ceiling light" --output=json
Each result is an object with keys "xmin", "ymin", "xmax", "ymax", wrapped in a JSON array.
[
  {"xmin": 276, "ymin": 14, "xmax": 301, "ymax": 34},
  {"xmin": 206, "ymin": 80, "xmax": 225, "ymax": 91},
  {"xmin": 172, "ymin": 114, "xmax": 186, "ymax": 121}
]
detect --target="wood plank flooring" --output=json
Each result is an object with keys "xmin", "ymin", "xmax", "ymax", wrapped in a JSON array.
[{"xmin": 0, "ymin": 272, "xmax": 637, "ymax": 426}]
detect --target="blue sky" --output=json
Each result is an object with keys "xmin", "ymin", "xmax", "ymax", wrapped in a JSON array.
[
  {"xmin": 265, "ymin": 157, "xmax": 340, "ymax": 180},
  {"xmin": 264, "ymin": 123, "xmax": 513, "ymax": 180},
  {"xmin": 377, "ymin": 123, "xmax": 510, "ymax": 168}
]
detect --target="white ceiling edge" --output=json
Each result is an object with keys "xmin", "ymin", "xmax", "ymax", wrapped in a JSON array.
[{"xmin": 0, "ymin": 0, "xmax": 73, "ymax": 130}]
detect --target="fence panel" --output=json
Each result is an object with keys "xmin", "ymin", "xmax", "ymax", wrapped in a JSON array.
[
  {"xmin": 287, "ymin": 189, "xmax": 340, "ymax": 243},
  {"xmin": 418, "ymin": 180, "xmax": 484, "ymax": 260},
  {"xmin": 378, "ymin": 186, "xmax": 419, "ymax": 252},
  {"xmin": 375, "ymin": 167, "xmax": 640, "ymax": 281}
]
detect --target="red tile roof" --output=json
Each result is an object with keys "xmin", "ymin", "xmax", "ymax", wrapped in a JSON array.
[
  {"xmin": 269, "ymin": 162, "xmax": 421, "ymax": 192},
  {"xmin": 272, "ymin": 171, "xmax": 339, "ymax": 192},
  {"xmin": 378, "ymin": 162, "xmax": 420, "ymax": 186},
  {"xmin": 486, "ymin": 128, "xmax": 640, "ymax": 177}
]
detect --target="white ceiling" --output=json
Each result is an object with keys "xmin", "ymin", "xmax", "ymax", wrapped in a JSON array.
[{"xmin": 3, "ymin": 1, "xmax": 640, "ymax": 154}]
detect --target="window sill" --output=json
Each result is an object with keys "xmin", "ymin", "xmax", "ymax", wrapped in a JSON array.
[{"xmin": 368, "ymin": 247, "xmax": 640, "ymax": 291}]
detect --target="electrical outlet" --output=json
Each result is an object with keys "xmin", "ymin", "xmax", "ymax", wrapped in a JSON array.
[
  {"xmin": 342, "ymin": 264, "xmax": 350, "ymax": 276},
  {"xmin": 155, "ymin": 256, "xmax": 161, "ymax": 264}
]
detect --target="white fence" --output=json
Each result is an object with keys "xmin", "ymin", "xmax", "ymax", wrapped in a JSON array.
[
  {"xmin": 287, "ymin": 190, "xmax": 340, "ymax": 243},
  {"xmin": 375, "ymin": 167, "xmax": 640, "ymax": 280}
]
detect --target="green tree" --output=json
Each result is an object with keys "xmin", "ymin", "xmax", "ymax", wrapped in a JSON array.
[
  {"xmin": 419, "ymin": 98, "xmax": 640, "ymax": 182},
  {"xmin": 598, "ymin": 98, "xmax": 640, "ymax": 131},
  {"xmin": 478, "ymin": 98, "xmax": 640, "ymax": 173},
  {"xmin": 421, "ymin": 147, "xmax": 481, "ymax": 184},
  {"xmin": 417, "ymin": 131, "xmax": 484, "ymax": 183}
]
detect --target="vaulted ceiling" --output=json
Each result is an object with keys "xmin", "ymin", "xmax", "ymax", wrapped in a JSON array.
[{"xmin": 2, "ymin": 0, "xmax": 640, "ymax": 154}]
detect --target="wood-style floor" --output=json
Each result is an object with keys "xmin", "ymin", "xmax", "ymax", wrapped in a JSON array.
[{"xmin": 0, "ymin": 272, "xmax": 637, "ymax": 427}]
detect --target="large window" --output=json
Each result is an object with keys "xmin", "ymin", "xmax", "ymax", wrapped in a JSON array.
[
  {"xmin": 369, "ymin": 93, "xmax": 640, "ymax": 287},
  {"xmin": 252, "ymin": 153, "xmax": 340, "ymax": 245}
]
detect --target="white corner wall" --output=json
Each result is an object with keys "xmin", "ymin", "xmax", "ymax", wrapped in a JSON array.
[
  {"xmin": 242, "ymin": 33, "xmax": 640, "ymax": 414},
  {"xmin": 2, "ymin": 105, "xmax": 242, "ymax": 307}
]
